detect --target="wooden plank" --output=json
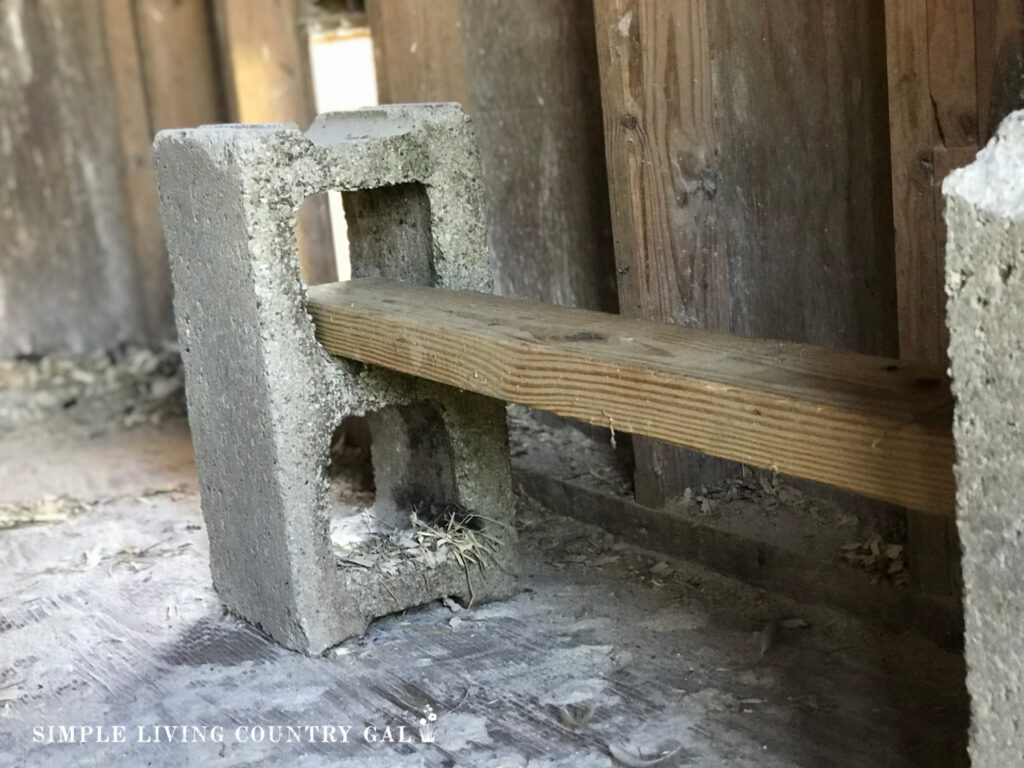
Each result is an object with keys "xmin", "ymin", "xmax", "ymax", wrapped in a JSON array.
[
  {"xmin": 101, "ymin": 0, "xmax": 173, "ymax": 343},
  {"xmin": 928, "ymin": 0, "xmax": 979, "ymax": 148},
  {"xmin": 0, "ymin": 0, "xmax": 146, "ymax": 355},
  {"xmin": 886, "ymin": 0, "xmax": 978, "ymax": 365},
  {"xmin": 458, "ymin": 0, "xmax": 618, "ymax": 312},
  {"xmin": 365, "ymin": 0, "xmax": 467, "ymax": 105},
  {"xmin": 307, "ymin": 279, "xmax": 955, "ymax": 515},
  {"xmin": 886, "ymin": 0, "xmax": 978, "ymax": 597},
  {"xmin": 975, "ymin": 0, "xmax": 1024, "ymax": 141},
  {"xmin": 214, "ymin": 0, "xmax": 318, "ymax": 124},
  {"xmin": 596, "ymin": 1, "xmax": 897, "ymax": 505},
  {"xmin": 594, "ymin": 0, "xmax": 734, "ymax": 504},
  {"xmin": 134, "ymin": 0, "xmax": 225, "ymax": 130},
  {"xmin": 885, "ymin": 0, "xmax": 942, "ymax": 365},
  {"xmin": 213, "ymin": 0, "xmax": 336, "ymax": 286},
  {"xmin": 593, "ymin": 0, "xmax": 722, "ymax": 336}
]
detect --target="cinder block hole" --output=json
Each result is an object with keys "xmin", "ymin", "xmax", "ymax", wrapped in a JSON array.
[
  {"xmin": 296, "ymin": 182, "xmax": 435, "ymax": 288},
  {"xmin": 294, "ymin": 183, "xmax": 430, "ymax": 288},
  {"xmin": 327, "ymin": 415, "xmax": 374, "ymax": 507},
  {"xmin": 295, "ymin": 191, "xmax": 345, "ymax": 286},
  {"xmin": 341, "ymin": 182, "xmax": 436, "ymax": 285},
  {"xmin": 329, "ymin": 401, "xmax": 466, "ymax": 567}
]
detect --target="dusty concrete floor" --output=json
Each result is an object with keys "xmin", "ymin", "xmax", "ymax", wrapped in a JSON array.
[{"xmin": 0, "ymin": 358, "xmax": 968, "ymax": 767}]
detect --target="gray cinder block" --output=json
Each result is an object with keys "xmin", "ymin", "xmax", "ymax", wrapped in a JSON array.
[
  {"xmin": 945, "ymin": 110, "xmax": 1024, "ymax": 765},
  {"xmin": 153, "ymin": 104, "xmax": 517, "ymax": 654}
]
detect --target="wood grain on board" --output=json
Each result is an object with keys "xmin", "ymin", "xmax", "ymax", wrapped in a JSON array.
[{"xmin": 308, "ymin": 279, "xmax": 954, "ymax": 515}]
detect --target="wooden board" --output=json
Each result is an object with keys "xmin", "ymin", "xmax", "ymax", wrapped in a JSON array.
[
  {"xmin": 366, "ymin": 0, "xmax": 467, "ymax": 105},
  {"xmin": 134, "ymin": 0, "xmax": 226, "ymax": 131},
  {"xmin": 307, "ymin": 279, "xmax": 954, "ymax": 515},
  {"xmin": 595, "ymin": 0, "xmax": 897, "ymax": 505},
  {"xmin": 885, "ymin": 0, "xmax": 978, "ymax": 368},
  {"xmin": 976, "ymin": 0, "xmax": 1024, "ymax": 142}
]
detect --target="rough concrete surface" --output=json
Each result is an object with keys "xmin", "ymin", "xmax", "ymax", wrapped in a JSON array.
[
  {"xmin": 0, "ymin": 402, "xmax": 967, "ymax": 767},
  {"xmin": 153, "ymin": 105, "xmax": 516, "ymax": 654},
  {"xmin": 944, "ymin": 109, "xmax": 1024, "ymax": 767}
]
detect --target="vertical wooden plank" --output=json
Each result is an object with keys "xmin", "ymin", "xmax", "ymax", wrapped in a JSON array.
[
  {"xmin": 710, "ymin": 0, "xmax": 896, "ymax": 352},
  {"xmin": 594, "ymin": 0, "xmax": 723, "ymax": 325},
  {"xmin": 215, "ymin": 0, "xmax": 318, "ymax": 124},
  {"xmin": 134, "ymin": 0, "xmax": 226, "ymax": 131},
  {"xmin": 928, "ymin": 0, "xmax": 979, "ymax": 149},
  {"xmin": 884, "ymin": 0, "xmax": 942, "ymax": 365},
  {"xmin": 887, "ymin": 0, "xmax": 978, "ymax": 597},
  {"xmin": 0, "ymin": 0, "xmax": 146, "ymax": 354},
  {"xmin": 596, "ymin": 0, "xmax": 897, "ymax": 506},
  {"xmin": 594, "ymin": 0, "xmax": 734, "ymax": 505},
  {"xmin": 365, "ymin": 0, "xmax": 467, "ymax": 105},
  {"xmin": 459, "ymin": 0, "xmax": 617, "ymax": 311},
  {"xmin": 101, "ymin": 0, "xmax": 174, "ymax": 342},
  {"xmin": 927, "ymin": 0, "xmax": 979, "ymax": 262},
  {"xmin": 214, "ymin": 0, "xmax": 336, "ymax": 285},
  {"xmin": 976, "ymin": 0, "xmax": 1024, "ymax": 141}
]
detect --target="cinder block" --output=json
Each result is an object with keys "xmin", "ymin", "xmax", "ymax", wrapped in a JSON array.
[
  {"xmin": 153, "ymin": 104, "xmax": 517, "ymax": 654},
  {"xmin": 944, "ymin": 110, "xmax": 1024, "ymax": 765}
]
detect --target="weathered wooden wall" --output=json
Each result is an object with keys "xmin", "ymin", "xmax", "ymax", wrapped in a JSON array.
[
  {"xmin": 368, "ymin": 0, "xmax": 618, "ymax": 312},
  {"xmin": 594, "ymin": 0, "xmax": 898, "ymax": 507},
  {"xmin": 0, "ymin": 0, "xmax": 148, "ymax": 356},
  {"xmin": 105, "ymin": 0, "xmax": 228, "ymax": 345},
  {"xmin": 886, "ymin": 0, "xmax": 1024, "ymax": 370},
  {"xmin": 0, "ymin": 0, "xmax": 328, "ymax": 357}
]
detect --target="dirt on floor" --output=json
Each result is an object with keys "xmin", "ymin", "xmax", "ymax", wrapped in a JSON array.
[{"xmin": 0, "ymin": 352, "xmax": 968, "ymax": 767}]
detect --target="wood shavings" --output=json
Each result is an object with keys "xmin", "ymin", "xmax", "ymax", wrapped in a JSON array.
[
  {"xmin": 0, "ymin": 495, "xmax": 92, "ymax": 530},
  {"xmin": 0, "ymin": 344, "xmax": 184, "ymax": 431}
]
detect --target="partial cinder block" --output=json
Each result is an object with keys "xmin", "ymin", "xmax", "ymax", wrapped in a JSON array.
[
  {"xmin": 153, "ymin": 104, "xmax": 517, "ymax": 654},
  {"xmin": 944, "ymin": 110, "xmax": 1024, "ymax": 765}
]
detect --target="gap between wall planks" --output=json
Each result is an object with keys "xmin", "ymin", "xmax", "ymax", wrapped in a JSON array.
[{"xmin": 307, "ymin": 279, "xmax": 955, "ymax": 516}]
